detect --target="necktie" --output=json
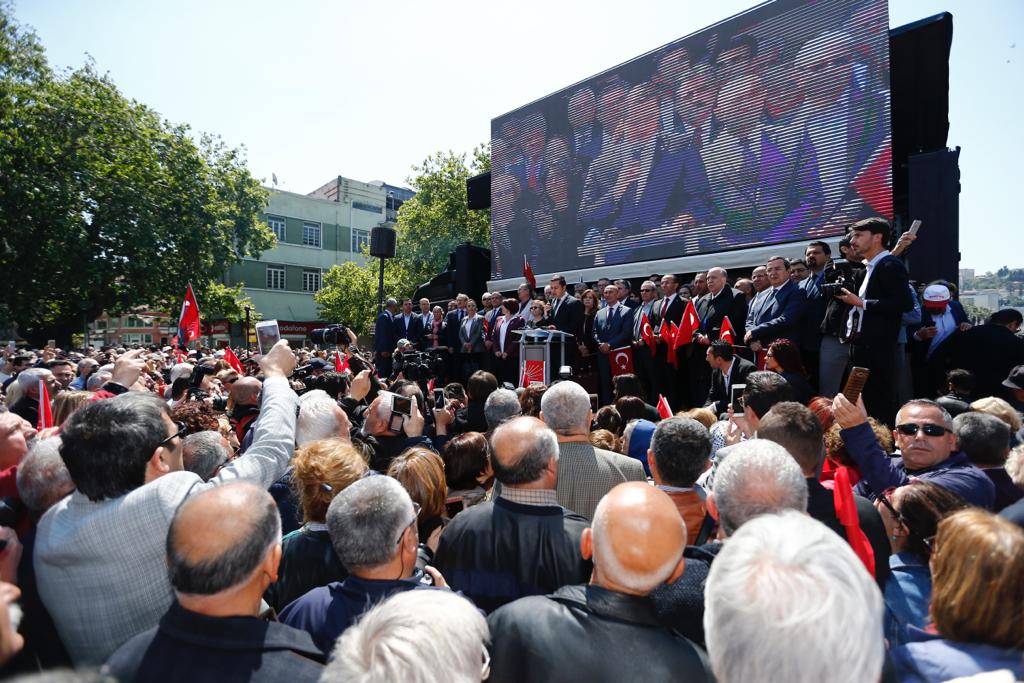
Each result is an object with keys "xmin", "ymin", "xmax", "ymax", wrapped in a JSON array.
[
  {"xmin": 661, "ymin": 297, "xmax": 669, "ymax": 318},
  {"xmin": 553, "ymin": 297, "xmax": 560, "ymax": 318}
]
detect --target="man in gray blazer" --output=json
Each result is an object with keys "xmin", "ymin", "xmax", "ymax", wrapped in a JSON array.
[
  {"xmin": 34, "ymin": 341, "xmax": 299, "ymax": 665},
  {"xmin": 538, "ymin": 380, "xmax": 645, "ymax": 520}
]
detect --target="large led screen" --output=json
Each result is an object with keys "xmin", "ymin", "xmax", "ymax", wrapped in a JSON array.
[{"xmin": 490, "ymin": 0, "xmax": 891, "ymax": 279}]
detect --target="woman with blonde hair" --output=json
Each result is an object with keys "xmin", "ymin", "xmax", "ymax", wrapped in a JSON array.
[
  {"xmin": 969, "ymin": 396, "xmax": 1022, "ymax": 434},
  {"xmin": 891, "ymin": 509, "xmax": 1024, "ymax": 681},
  {"xmin": 387, "ymin": 447, "xmax": 448, "ymax": 558},
  {"xmin": 51, "ymin": 390, "xmax": 91, "ymax": 427},
  {"xmin": 263, "ymin": 438, "xmax": 368, "ymax": 612}
]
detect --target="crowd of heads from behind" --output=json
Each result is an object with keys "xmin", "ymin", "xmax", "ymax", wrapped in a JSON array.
[{"xmin": 0, "ymin": 217, "xmax": 1022, "ymax": 682}]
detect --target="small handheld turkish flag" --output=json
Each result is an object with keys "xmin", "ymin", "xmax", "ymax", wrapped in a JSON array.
[
  {"xmin": 223, "ymin": 347, "xmax": 244, "ymax": 374},
  {"xmin": 177, "ymin": 284, "xmax": 201, "ymax": 347},
  {"xmin": 335, "ymin": 352, "xmax": 349, "ymax": 374},
  {"xmin": 662, "ymin": 323, "xmax": 679, "ymax": 368},
  {"xmin": 38, "ymin": 380, "xmax": 53, "ymax": 430},
  {"xmin": 522, "ymin": 255, "xmax": 536, "ymax": 290},
  {"xmin": 719, "ymin": 316, "xmax": 736, "ymax": 345},
  {"xmin": 656, "ymin": 394, "xmax": 672, "ymax": 420},
  {"xmin": 677, "ymin": 299, "xmax": 699, "ymax": 346},
  {"xmin": 640, "ymin": 312, "xmax": 656, "ymax": 354},
  {"xmin": 610, "ymin": 346, "xmax": 634, "ymax": 377}
]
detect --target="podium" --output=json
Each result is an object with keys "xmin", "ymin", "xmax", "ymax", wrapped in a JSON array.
[{"xmin": 516, "ymin": 329, "xmax": 575, "ymax": 385}]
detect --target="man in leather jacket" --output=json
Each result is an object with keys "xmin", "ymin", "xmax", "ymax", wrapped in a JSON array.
[{"xmin": 485, "ymin": 482, "xmax": 713, "ymax": 682}]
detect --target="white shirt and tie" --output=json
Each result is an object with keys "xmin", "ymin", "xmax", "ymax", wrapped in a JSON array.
[{"xmin": 846, "ymin": 249, "xmax": 890, "ymax": 336}]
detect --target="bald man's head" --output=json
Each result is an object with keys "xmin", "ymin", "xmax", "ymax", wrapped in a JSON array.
[
  {"xmin": 586, "ymin": 482, "xmax": 686, "ymax": 595},
  {"xmin": 230, "ymin": 377, "xmax": 262, "ymax": 407},
  {"xmin": 167, "ymin": 482, "xmax": 281, "ymax": 595},
  {"xmin": 490, "ymin": 416, "xmax": 559, "ymax": 486}
]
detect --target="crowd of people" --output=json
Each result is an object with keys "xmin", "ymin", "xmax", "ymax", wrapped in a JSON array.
[{"xmin": 0, "ymin": 218, "xmax": 1022, "ymax": 682}]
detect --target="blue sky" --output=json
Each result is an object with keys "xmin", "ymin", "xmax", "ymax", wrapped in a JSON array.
[{"xmin": 12, "ymin": 0, "xmax": 1022, "ymax": 273}]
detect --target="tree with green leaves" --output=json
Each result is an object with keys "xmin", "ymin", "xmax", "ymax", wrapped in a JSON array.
[
  {"xmin": 315, "ymin": 147, "xmax": 491, "ymax": 337},
  {"xmin": 0, "ymin": 7, "xmax": 272, "ymax": 346}
]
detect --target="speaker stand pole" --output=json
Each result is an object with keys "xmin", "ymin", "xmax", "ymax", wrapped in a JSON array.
[{"xmin": 376, "ymin": 256, "xmax": 385, "ymax": 315}]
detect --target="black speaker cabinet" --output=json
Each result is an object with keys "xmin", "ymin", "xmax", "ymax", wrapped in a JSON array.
[{"xmin": 369, "ymin": 226, "xmax": 397, "ymax": 259}]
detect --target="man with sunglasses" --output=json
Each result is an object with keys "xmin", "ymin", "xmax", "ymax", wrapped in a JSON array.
[
  {"xmin": 833, "ymin": 394, "xmax": 995, "ymax": 510},
  {"xmin": 35, "ymin": 340, "xmax": 300, "ymax": 666}
]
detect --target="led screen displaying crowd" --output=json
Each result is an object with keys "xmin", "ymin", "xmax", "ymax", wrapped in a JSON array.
[{"xmin": 490, "ymin": 0, "xmax": 892, "ymax": 279}]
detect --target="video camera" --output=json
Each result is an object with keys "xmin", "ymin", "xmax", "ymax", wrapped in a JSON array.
[
  {"xmin": 393, "ymin": 348, "xmax": 445, "ymax": 383},
  {"xmin": 821, "ymin": 259, "xmax": 856, "ymax": 297},
  {"xmin": 310, "ymin": 323, "xmax": 353, "ymax": 347}
]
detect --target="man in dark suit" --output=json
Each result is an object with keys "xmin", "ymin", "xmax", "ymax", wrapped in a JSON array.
[
  {"xmin": 836, "ymin": 217, "xmax": 915, "ymax": 423},
  {"xmin": 629, "ymin": 280, "xmax": 662, "ymax": 404},
  {"xmin": 443, "ymin": 293, "xmax": 469, "ymax": 381},
  {"xmin": 936, "ymin": 309, "xmax": 1024, "ymax": 400},
  {"xmin": 416, "ymin": 298, "xmax": 434, "ymax": 350},
  {"xmin": 374, "ymin": 298, "xmax": 399, "ymax": 378},
  {"xmin": 593, "ymin": 284, "xmax": 634, "ymax": 407},
  {"xmin": 799, "ymin": 241, "xmax": 831, "ymax": 392},
  {"xmin": 543, "ymin": 275, "xmax": 584, "ymax": 370},
  {"xmin": 704, "ymin": 341, "xmax": 756, "ymax": 416},
  {"xmin": 745, "ymin": 256, "xmax": 808, "ymax": 356},
  {"xmin": 392, "ymin": 298, "xmax": 424, "ymax": 348},
  {"xmin": 654, "ymin": 274, "xmax": 686, "ymax": 408},
  {"xmin": 690, "ymin": 267, "xmax": 748, "ymax": 407}
]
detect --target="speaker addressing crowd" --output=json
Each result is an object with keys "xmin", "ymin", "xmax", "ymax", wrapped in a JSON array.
[{"xmin": 0, "ymin": 216, "xmax": 1022, "ymax": 681}]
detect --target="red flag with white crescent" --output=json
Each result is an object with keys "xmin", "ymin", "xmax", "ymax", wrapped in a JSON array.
[
  {"xmin": 640, "ymin": 312, "xmax": 656, "ymax": 354},
  {"xmin": 662, "ymin": 323, "xmax": 679, "ymax": 368},
  {"xmin": 177, "ymin": 284, "xmax": 201, "ymax": 346},
  {"xmin": 610, "ymin": 346, "xmax": 634, "ymax": 377},
  {"xmin": 719, "ymin": 316, "xmax": 736, "ymax": 345},
  {"xmin": 677, "ymin": 298, "xmax": 699, "ymax": 346}
]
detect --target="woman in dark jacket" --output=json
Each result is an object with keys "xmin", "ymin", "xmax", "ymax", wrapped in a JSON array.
[
  {"xmin": 263, "ymin": 438, "xmax": 368, "ymax": 612},
  {"xmin": 489, "ymin": 298, "xmax": 526, "ymax": 386}
]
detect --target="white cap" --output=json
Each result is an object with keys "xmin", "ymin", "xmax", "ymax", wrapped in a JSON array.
[{"xmin": 922, "ymin": 284, "xmax": 950, "ymax": 304}]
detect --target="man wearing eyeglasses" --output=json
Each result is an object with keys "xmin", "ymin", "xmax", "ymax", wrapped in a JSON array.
[
  {"xmin": 280, "ymin": 475, "xmax": 454, "ymax": 656},
  {"xmin": 35, "ymin": 340, "xmax": 300, "ymax": 666},
  {"xmin": 833, "ymin": 394, "xmax": 995, "ymax": 510}
]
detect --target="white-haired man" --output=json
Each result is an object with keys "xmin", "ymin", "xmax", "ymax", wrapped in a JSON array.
[
  {"xmin": 539, "ymin": 381, "xmax": 644, "ymax": 520},
  {"xmin": 322, "ymin": 589, "xmax": 489, "ymax": 683},
  {"xmin": 10, "ymin": 368, "xmax": 59, "ymax": 428},
  {"xmin": 487, "ymin": 482, "xmax": 712, "ymax": 682},
  {"xmin": 704, "ymin": 510, "xmax": 884, "ymax": 683},
  {"xmin": 650, "ymin": 439, "xmax": 807, "ymax": 647}
]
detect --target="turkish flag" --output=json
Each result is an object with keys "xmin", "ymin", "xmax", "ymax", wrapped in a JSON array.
[
  {"xmin": 335, "ymin": 352, "xmax": 349, "ymax": 374},
  {"xmin": 522, "ymin": 359, "xmax": 544, "ymax": 387},
  {"xmin": 177, "ymin": 284, "xmax": 201, "ymax": 346},
  {"xmin": 610, "ymin": 346, "xmax": 634, "ymax": 377},
  {"xmin": 427, "ymin": 378, "xmax": 435, "ymax": 393},
  {"xmin": 656, "ymin": 394, "xmax": 672, "ymax": 420},
  {"xmin": 662, "ymin": 322, "xmax": 679, "ymax": 368},
  {"xmin": 640, "ymin": 312, "xmax": 656, "ymax": 354},
  {"xmin": 719, "ymin": 316, "xmax": 736, "ymax": 345},
  {"xmin": 223, "ymin": 347, "xmax": 244, "ymax": 374},
  {"xmin": 522, "ymin": 255, "xmax": 536, "ymax": 290},
  {"xmin": 38, "ymin": 380, "xmax": 53, "ymax": 430},
  {"xmin": 677, "ymin": 299, "xmax": 699, "ymax": 346}
]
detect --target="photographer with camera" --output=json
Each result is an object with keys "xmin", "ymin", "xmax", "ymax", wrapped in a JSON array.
[
  {"xmin": 834, "ymin": 217, "xmax": 915, "ymax": 423},
  {"xmin": 816, "ymin": 235, "xmax": 864, "ymax": 398}
]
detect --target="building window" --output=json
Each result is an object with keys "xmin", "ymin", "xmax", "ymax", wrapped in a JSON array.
[
  {"xmin": 352, "ymin": 201, "xmax": 383, "ymax": 214},
  {"xmin": 125, "ymin": 316, "xmax": 147, "ymax": 328},
  {"xmin": 351, "ymin": 228, "xmax": 369, "ymax": 254},
  {"xmin": 303, "ymin": 269, "xmax": 322, "ymax": 292},
  {"xmin": 302, "ymin": 221, "xmax": 322, "ymax": 248},
  {"xmin": 267, "ymin": 216, "xmax": 286, "ymax": 241},
  {"xmin": 267, "ymin": 266, "xmax": 286, "ymax": 290}
]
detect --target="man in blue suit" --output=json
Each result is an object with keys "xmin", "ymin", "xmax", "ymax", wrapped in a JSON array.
[
  {"xmin": 593, "ymin": 284, "xmax": 634, "ymax": 407},
  {"xmin": 745, "ymin": 256, "xmax": 808, "ymax": 356},
  {"xmin": 374, "ymin": 298, "xmax": 399, "ymax": 378},
  {"xmin": 392, "ymin": 298, "xmax": 424, "ymax": 348}
]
